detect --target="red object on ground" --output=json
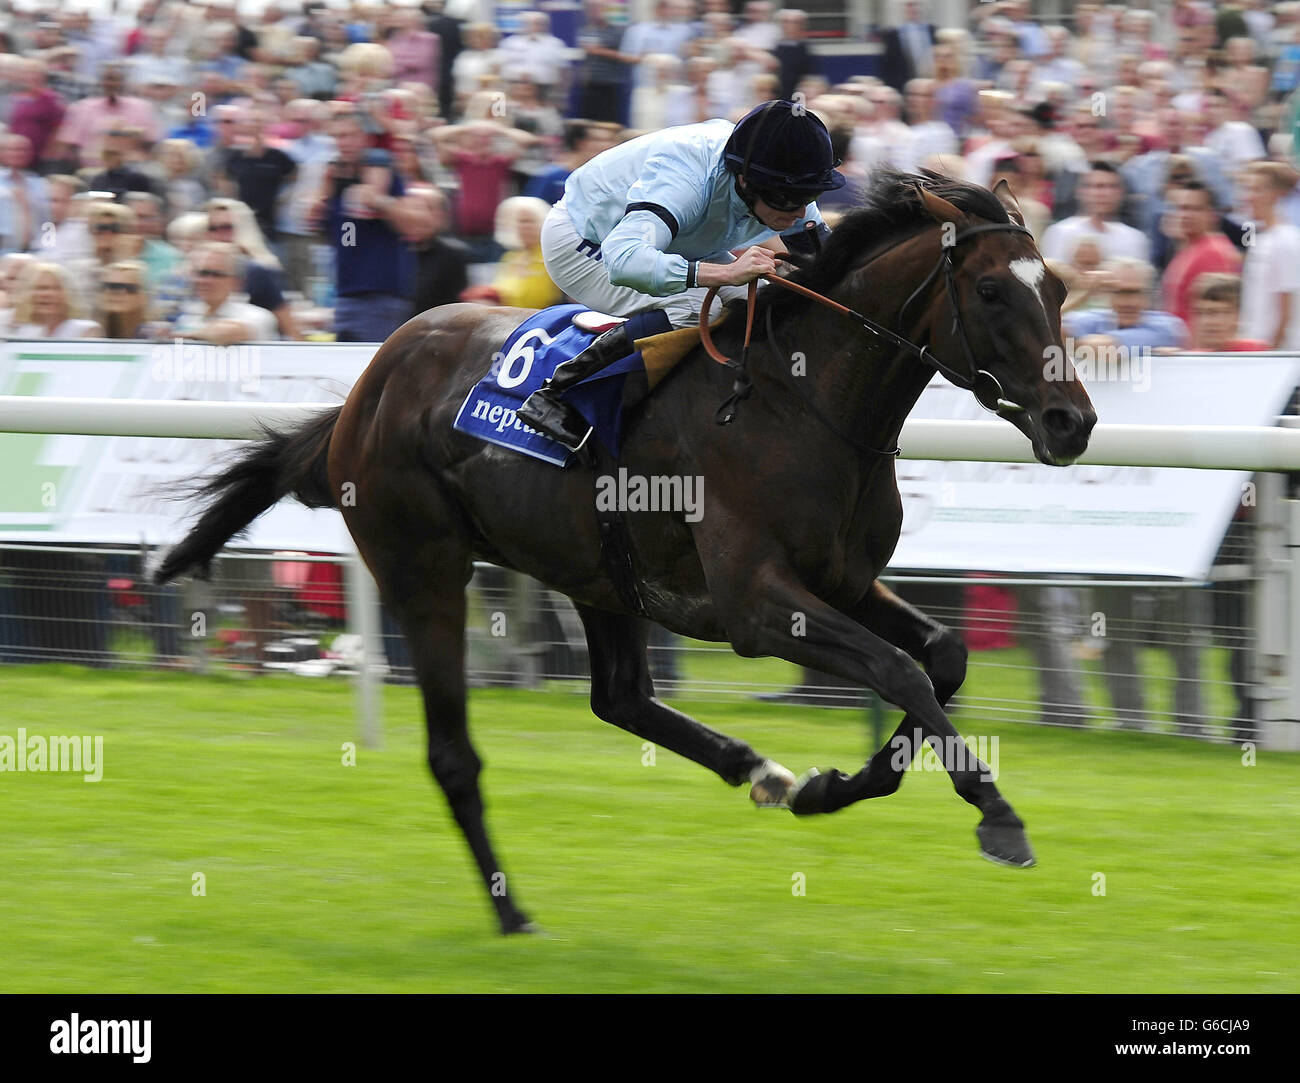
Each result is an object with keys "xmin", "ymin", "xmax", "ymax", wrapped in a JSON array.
[{"xmin": 964, "ymin": 582, "xmax": 1017, "ymax": 649}]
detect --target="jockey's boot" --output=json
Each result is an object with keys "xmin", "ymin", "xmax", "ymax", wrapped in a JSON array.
[{"xmin": 517, "ymin": 323, "xmax": 631, "ymax": 450}]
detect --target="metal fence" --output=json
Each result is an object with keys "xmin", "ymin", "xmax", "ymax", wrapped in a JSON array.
[{"xmin": 0, "ymin": 516, "xmax": 1260, "ymax": 743}]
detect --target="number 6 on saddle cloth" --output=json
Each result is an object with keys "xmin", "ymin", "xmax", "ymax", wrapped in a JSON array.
[{"xmin": 453, "ymin": 305, "xmax": 682, "ymax": 466}]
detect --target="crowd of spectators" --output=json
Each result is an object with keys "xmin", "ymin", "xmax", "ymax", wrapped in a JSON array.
[{"xmin": 0, "ymin": 0, "xmax": 1298, "ymax": 352}]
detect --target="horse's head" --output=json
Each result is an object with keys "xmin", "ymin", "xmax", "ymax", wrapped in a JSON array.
[{"xmin": 906, "ymin": 175, "xmax": 1096, "ymax": 466}]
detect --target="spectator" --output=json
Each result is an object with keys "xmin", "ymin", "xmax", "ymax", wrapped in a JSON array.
[
  {"xmin": 1032, "ymin": 25, "xmax": 1087, "ymax": 91},
  {"xmin": 277, "ymin": 100, "xmax": 337, "ymax": 293},
  {"xmin": 174, "ymin": 241, "xmax": 276, "ymax": 344},
  {"xmin": 384, "ymin": 7, "xmax": 439, "ymax": 92},
  {"xmin": 409, "ymin": 187, "xmax": 469, "ymax": 316},
  {"xmin": 0, "ymin": 253, "xmax": 35, "ymax": 333},
  {"xmin": 127, "ymin": 25, "xmax": 192, "ymax": 91},
  {"xmin": 630, "ymin": 55, "xmax": 684, "ymax": 133},
  {"xmin": 39, "ymin": 176, "xmax": 92, "ymax": 266},
  {"xmin": 496, "ymin": 12, "xmax": 570, "ymax": 106},
  {"xmin": 156, "ymin": 139, "xmax": 208, "ymax": 219},
  {"xmin": 314, "ymin": 109, "xmax": 434, "ymax": 342},
  {"xmin": 622, "ymin": 0, "xmax": 697, "ymax": 86},
  {"xmin": 769, "ymin": 10, "xmax": 811, "ymax": 102},
  {"xmin": 1160, "ymin": 181, "xmax": 1243, "ymax": 325},
  {"xmin": 9, "ymin": 261, "xmax": 102, "ymax": 339},
  {"xmin": 524, "ymin": 119, "xmax": 616, "ymax": 206},
  {"xmin": 288, "ymin": 36, "xmax": 340, "ymax": 102},
  {"xmin": 578, "ymin": 0, "xmax": 635, "ymax": 127},
  {"xmin": 432, "ymin": 115, "xmax": 541, "ymax": 264},
  {"xmin": 71, "ymin": 201, "xmax": 138, "ymax": 304},
  {"xmin": 1187, "ymin": 272, "xmax": 1272, "ymax": 351},
  {"xmin": 0, "ymin": 135, "xmax": 50, "ymax": 256},
  {"xmin": 1043, "ymin": 161, "xmax": 1150, "ymax": 263},
  {"xmin": 1203, "ymin": 86, "xmax": 1267, "ymax": 184},
  {"xmin": 989, "ymin": 156, "xmax": 1050, "ymax": 239},
  {"xmin": 451, "ymin": 22, "xmax": 501, "ymax": 113},
  {"xmin": 879, "ymin": 0, "xmax": 937, "ymax": 92},
  {"xmin": 1237, "ymin": 160, "xmax": 1300, "ymax": 348},
  {"xmin": 219, "ymin": 107, "xmax": 298, "ymax": 243},
  {"xmin": 8, "ymin": 58, "xmax": 66, "ymax": 169},
  {"xmin": 205, "ymin": 198, "xmax": 302, "ymax": 341},
  {"xmin": 900, "ymin": 78, "xmax": 957, "ymax": 170},
  {"xmin": 87, "ymin": 128, "xmax": 157, "ymax": 203},
  {"xmin": 95, "ymin": 260, "xmax": 153, "ymax": 339},
  {"xmin": 1063, "ymin": 258, "xmax": 1189, "ymax": 349},
  {"xmin": 665, "ymin": 55, "xmax": 724, "ymax": 127},
  {"xmin": 930, "ymin": 38, "xmax": 978, "ymax": 141},
  {"xmin": 486, "ymin": 196, "xmax": 563, "ymax": 309},
  {"xmin": 124, "ymin": 192, "xmax": 184, "ymax": 290},
  {"xmin": 1122, "ymin": 110, "xmax": 1232, "ymax": 249},
  {"xmin": 422, "ymin": 0, "xmax": 463, "ymax": 120},
  {"xmin": 53, "ymin": 62, "xmax": 160, "ymax": 170}
]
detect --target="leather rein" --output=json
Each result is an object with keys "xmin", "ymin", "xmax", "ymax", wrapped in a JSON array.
[{"xmin": 698, "ymin": 220, "xmax": 1034, "ymax": 451}]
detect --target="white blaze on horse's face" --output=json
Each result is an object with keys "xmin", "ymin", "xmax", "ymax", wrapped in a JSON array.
[{"xmin": 1009, "ymin": 257, "xmax": 1049, "ymax": 324}]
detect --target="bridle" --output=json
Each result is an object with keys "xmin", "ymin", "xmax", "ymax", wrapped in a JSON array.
[{"xmin": 699, "ymin": 218, "xmax": 1035, "ymax": 440}]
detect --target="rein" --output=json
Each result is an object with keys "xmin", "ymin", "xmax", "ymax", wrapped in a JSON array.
[{"xmin": 698, "ymin": 220, "xmax": 1034, "ymax": 443}]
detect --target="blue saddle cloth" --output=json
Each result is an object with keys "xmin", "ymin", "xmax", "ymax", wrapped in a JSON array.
[{"xmin": 453, "ymin": 304, "xmax": 660, "ymax": 466}]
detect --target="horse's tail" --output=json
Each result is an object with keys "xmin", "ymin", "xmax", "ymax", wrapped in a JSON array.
[{"xmin": 153, "ymin": 406, "xmax": 342, "ymax": 584}]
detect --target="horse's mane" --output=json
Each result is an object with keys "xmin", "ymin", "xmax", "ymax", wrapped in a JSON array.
[{"xmin": 750, "ymin": 167, "xmax": 1012, "ymax": 321}]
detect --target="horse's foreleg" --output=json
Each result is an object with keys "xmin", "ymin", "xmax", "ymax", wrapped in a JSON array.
[
  {"xmin": 709, "ymin": 561, "xmax": 1032, "ymax": 866},
  {"xmin": 576, "ymin": 605, "xmax": 794, "ymax": 806}
]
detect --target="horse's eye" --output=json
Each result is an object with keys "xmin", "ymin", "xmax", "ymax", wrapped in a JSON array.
[{"xmin": 978, "ymin": 282, "xmax": 999, "ymax": 302}]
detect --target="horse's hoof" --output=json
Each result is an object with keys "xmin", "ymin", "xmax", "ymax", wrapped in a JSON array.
[
  {"xmin": 749, "ymin": 759, "xmax": 797, "ymax": 809},
  {"xmin": 788, "ymin": 767, "xmax": 841, "ymax": 816},
  {"xmin": 500, "ymin": 911, "xmax": 538, "ymax": 935},
  {"xmin": 976, "ymin": 819, "xmax": 1036, "ymax": 868}
]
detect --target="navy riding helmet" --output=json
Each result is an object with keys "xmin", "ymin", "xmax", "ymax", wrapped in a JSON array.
[{"xmin": 723, "ymin": 99, "xmax": 847, "ymax": 208}]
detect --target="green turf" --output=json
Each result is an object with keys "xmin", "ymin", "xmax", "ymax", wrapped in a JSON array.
[{"xmin": 1, "ymin": 663, "xmax": 1296, "ymax": 992}]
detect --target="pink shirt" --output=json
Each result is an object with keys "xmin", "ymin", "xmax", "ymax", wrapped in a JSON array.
[
  {"xmin": 55, "ymin": 96, "xmax": 162, "ymax": 166},
  {"xmin": 387, "ymin": 31, "xmax": 440, "ymax": 90}
]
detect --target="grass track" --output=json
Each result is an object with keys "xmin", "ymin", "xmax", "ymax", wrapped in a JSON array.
[{"xmin": 1, "ymin": 664, "xmax": 1297, "ymax": 993}]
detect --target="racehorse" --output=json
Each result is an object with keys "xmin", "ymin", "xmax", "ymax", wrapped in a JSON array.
[{"xmin": 156, "ymin": 169, "xmax": 1096, "ymax": 934}]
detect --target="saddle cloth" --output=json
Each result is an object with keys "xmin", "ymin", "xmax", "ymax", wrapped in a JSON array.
[{"xmin": 452, "ymin": 304, "xmax": 727, "ymax": 466}]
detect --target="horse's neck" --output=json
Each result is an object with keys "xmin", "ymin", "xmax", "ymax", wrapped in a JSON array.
[{"xmin": 777, "ymin": 296, "xmax": 935, "ymax": 456}]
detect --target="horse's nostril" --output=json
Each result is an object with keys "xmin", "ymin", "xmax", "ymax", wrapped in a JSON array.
[{"xmin": 1042, "ymin": 407, "xmax": 1080, "ymax": 438}]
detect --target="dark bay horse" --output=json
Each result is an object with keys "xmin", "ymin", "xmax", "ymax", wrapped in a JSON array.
[{"xmin": 157, "ymin": 169, "xmax": 1096, "ymax": 934}]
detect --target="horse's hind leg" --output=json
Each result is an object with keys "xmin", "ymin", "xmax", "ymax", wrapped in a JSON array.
[
  {"xmin": 575, "ymin": 604, "xmax": 794, "ymax": 806},
  {"xmin": 358, "ymin": 526, "xmax": 533, "ymax": 934}
]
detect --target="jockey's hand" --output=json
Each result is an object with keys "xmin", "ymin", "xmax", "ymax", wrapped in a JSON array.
[{"xmin": 717, "ymin": 246, "xmax": 780, "ymax": 286}]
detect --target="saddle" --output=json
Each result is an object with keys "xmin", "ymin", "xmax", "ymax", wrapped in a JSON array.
[{"xmin": 574, "ymin": 309, "xmax": 731, "ymax": 389}]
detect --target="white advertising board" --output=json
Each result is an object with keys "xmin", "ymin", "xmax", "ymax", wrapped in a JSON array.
[{"xmin": 0, "ymin": 342, "xmax": 1296, "ymax": 579}]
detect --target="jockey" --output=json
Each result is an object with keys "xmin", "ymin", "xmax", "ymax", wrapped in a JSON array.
[{"xmin": 517, "ymin": 98, "xmax": 846, "ymax": 449}]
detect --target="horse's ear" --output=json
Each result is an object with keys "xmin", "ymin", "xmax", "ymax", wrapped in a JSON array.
[
  {"xmin": 992, "ymin": 178, "xmax": 1027, "ymax": 228},
  {"xmin": 914, "ymin": 182, "xmax": 965, "ymax": 225}
]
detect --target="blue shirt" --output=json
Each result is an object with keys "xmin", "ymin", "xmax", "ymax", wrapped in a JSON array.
[
  {"xmin": 562, "ymin": 119, "xmax": 828, "ymax": 297},
  {"xmin": 1064, "ymin": 308, "xmax": 1188, "ymax": 350}
]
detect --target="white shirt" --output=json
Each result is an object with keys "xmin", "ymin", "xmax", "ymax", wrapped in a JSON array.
[
  {"xmin": 496, "ymin": 32, "xmax": 572, "ymax": 88},
  {"xmin": 1206, "ymin": 121, "xmax": 1267, "ymax": 176},
  {"xmin": 1239, "ymin": 222, "xmax": 1300, "ymax": 347},
  {"xmin": 12, "ymin": 318, "xmax": 101, "ymax": 339},
  {"xmin": 175, "ymin": 295, "xmax": 277, "ymax": 341},
  {"xmin": 1041, "ymin": 216, "xmax": 1151, "ymax": 263},
  {"xmin": 900, "ymin": 121, "xmax": 957, "ymax": 173}
]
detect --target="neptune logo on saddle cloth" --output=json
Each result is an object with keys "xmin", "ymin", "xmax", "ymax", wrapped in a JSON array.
[{"xmin": 454, "ymin": 304, "xmax": 666, "ymax": 466}]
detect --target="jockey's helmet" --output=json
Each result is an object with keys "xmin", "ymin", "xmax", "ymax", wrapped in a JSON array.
[{"xmin": 723, "ymin": 99, "xmax": 847, "ymax": 208}]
